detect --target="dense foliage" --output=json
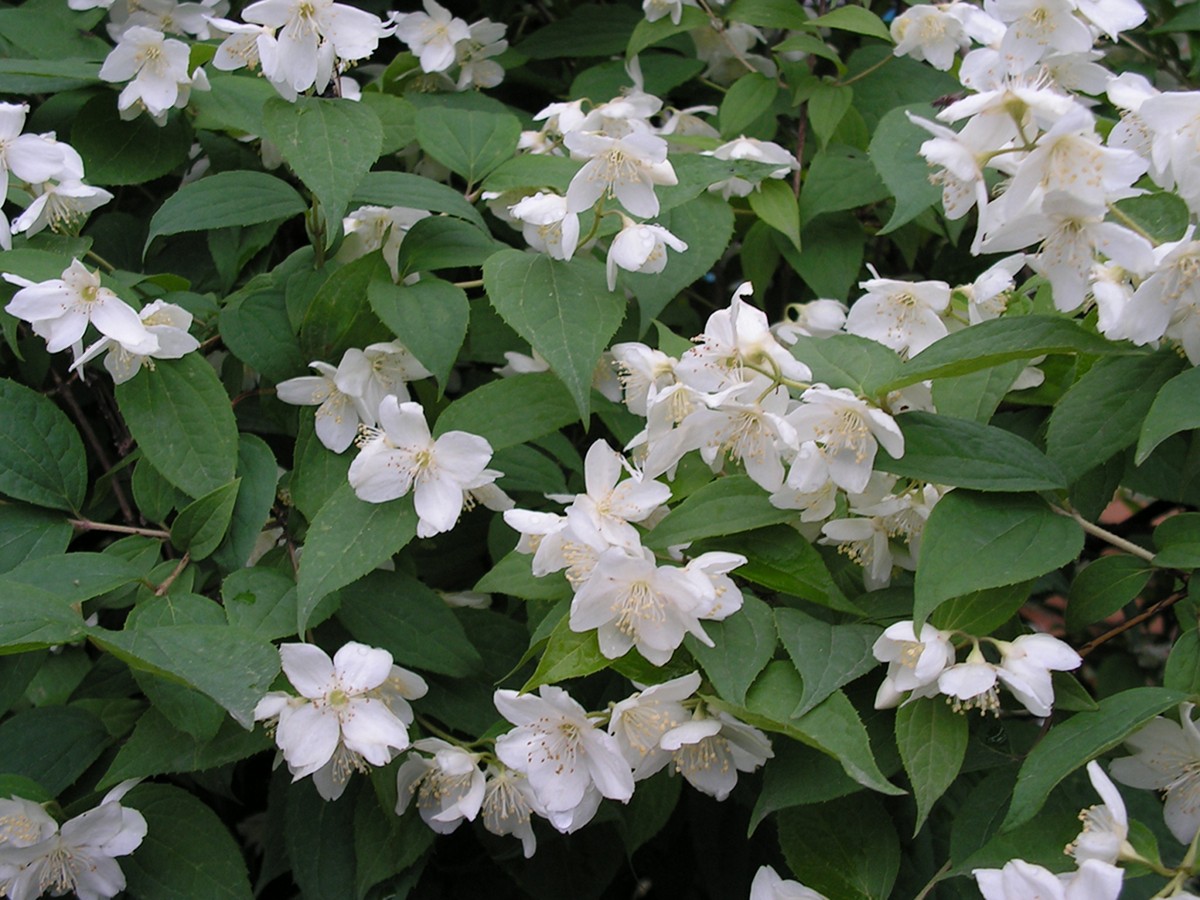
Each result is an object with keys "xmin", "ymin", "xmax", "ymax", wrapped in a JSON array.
[{"xmin": 3, "ymin": 0, "xmax": 1200, "ymax": 897}]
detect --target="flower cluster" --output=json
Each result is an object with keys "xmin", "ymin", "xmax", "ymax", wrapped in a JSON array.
[
  {"xmin": 0, "ymin": 782, "xmax": 146, "ymax": 900},
  {"xmin": 872, "ymin": 621, "xmax": 1082, "ymax": 717},
  {"xmin": 391, "ymin": 0, "xmax": 509, "ymax": 91},
  {"xmin": 98, "ymin": 25, "xmax": 209, "ymax": 123},
  {"xmin": 4, "ymin": 260, "xmax": 199, "ymax": 381},
  {"xmin": 0, "ymin": 104, "xmax": 111, "ymax": 248}
]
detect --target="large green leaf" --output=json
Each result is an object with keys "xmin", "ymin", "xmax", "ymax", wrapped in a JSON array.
[
  {"xmin": 352, "ymin": 171, "xmax": 487, "ymax": 230},
  {"xmin": 1137, "ymin": 364, "xmax": 1200, "ymax": 464},
  {"xmin": 777, "ymin": 793, "xmax": 900, "ymax": 900},
  {"xmin": 789, "ymin": 333, "xmax": 900, "ymax": 398},
  {"xmin": 895, "ymin": 699, "xmax": 968, "ymax": 834},
  {"xmin": 775, "ymin": 608, "xmax": 881, "ymax": 718},
  {"xmin": 1066, "ymin": 555, "xmax": 1151, "ymax": 631},
  {"xmin": 719, "ymin": 72, "xmax": 778, "ymax": 137},
  {"xmin": 876, "ymin": 411, "xmax": 1067, "ymax": 491},
  {"xmin": 0, "ymin": 378, "xmax": 86, "ymax": 512},
  {"xmin": 263, "ymin": 96, "xmax": 384, "ymax": 230},
  {"xmin": 715, "ymin": 526, "xmax": 859, "ymax": 614},
  {"xmin": 800, "ymin": 146, "xmax": 890, "ymax": 224},
  {"xmin": 684, "ymin": 594, "xmax": 776, "ymax": 706},
  {"xmin": 285, "ymin": 780, "xmax": 357, "ymax": 900},
  {"xmin": 414, "ymin": 107, "xmax": 521, "ymax": 187},
  {"xmin": 0, "ymin": 706, "xmax": 109, "ymax": 794},
  {"xmin": 869, "ymin": 104, "xmax": 942, "ymax": 233},
  {"xmin": 881, "ymin": 315, "xmax": 1138, "ymax": 391},
  {"xmin": 296, "ymin": 484, "xmax": 417, "ymax": 632},
  {"xmin": 394, "ymin": 216, "xmax": 501, "ymax": 276},
  {"xmin": 146, "ymin": 171, "xmax": 306, "ymax": 249},
  {"xmin": 915, "ymin": 491, "xmax": 1084, "ymax": 624},
  {"xmin": 483, "ymin": 250, "xmax": 625, "ymax": 419},
  {"xmin": 91, "ymin": 623, "xmax": 280, "ymax": 728},
  {"xmin": 2, "ymin": 552, "xmax": 142, "ymax": 604},
  {"xmin": 645, "ymin": 476, "xmax": 794, "ymax": 549},
  {"xmin": 115, "ymin": 356, "xmax": 239, "ymax": 500},
  {"xmin": 299, "ymin": 252, "xmax": 389, "ymax": 362},
  {"xmin": 522, "ymin": 614, "xmax": 612, "ymax": 690},
  {"xmin": 1002, "ymin": 687, "xmax": 1187, "ymax": 831},
  {"xmin": 337, "ymin": 570, "xmax": 484, "ymax": 677},
  {"xmin": 211, "ymin": 435, "xmax": 279, "ymax": 571},
  {"xmin": 218, "ymin": 279, "xmax": 306, "ymax": 384},
  {"xmin": 1046, "ymin": 352, "xmax": 1185, "ymax": 482},
  {"xmin": 368, "ymin": 275, "xmax": 468, "ymax": 390},
  {"xmin": 434, "ymin": 372, "xmax": 579, "ymax": 451},
  {"xmin": 124, "ymin": 783, "xmax": 253, "ymax": 900},
  {"xmin": 71, "ymin": 94, "xmax": 191, "ymax": 186},
  {"xmin": 0, "ymin": 583, "xmax": 89, "ymax": 652},
  {"xmin": 0, "ymin": 504, "xmax": 71, "ymax": 574}
]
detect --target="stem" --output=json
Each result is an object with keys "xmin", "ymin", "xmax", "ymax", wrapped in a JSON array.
[
  {"xmin": 153, "ymin": 553, "xmax": 190, "ymax": 596},
  {"xmin": 453, "ymin": 278, "xmax": 484, "ymax": 290},
  {"xmin": 1054, "ymin": 505, "xmax": 1156, "ymax": 563},
  {"xmin": 70, "ymin": 518, "xmax": 170, "ymax": 539},
  {"xmin": 84, "ymin": 250, "xmax": 117, "ymax": 273},
  {"xmin": 696, "ymin": 0, "xmax": 759, "ymax": 76},
  {"xmin": 1108, "ymin": 201, "xmax": 1158, "ymax": 245},
  {"xmin": 837, "ymin": 54, "xmax": 893, "ymax": 87},
  {"xmin": 1078, "ymin": 591, "xmax": 1184, "ymax": 658},
  {"xmin": 913, "ymin": 861, "xmax": 951, "ymax": 900}
]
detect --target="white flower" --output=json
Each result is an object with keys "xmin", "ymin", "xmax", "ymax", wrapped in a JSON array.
[
  {"xmin": 938, "ymin": 634, "xmax": 1080, "ymax": 717},
  {"xmin": 99, "ymin": 26, "xmax": 201, "ymax": 122},
  {"xmin": 606, "ymin": 216, "xmax": 688, "ymax": 290},
  {"xmin": 564, "ymin": 130, "xmax": 677, "ymax": 218},
  {"xmin": 392, "ymin": 0, "xmax": 471, "ymax": 73},
  {"xmin": 773, "ymin": 299, "xmax": 847, "ymax": 344},
  {"xmin": 750, "ymin": 865, "xmax": 829, "ymax": 900},
  {"xmin": 334, "ymin": 341, "xmax": 432, "ymax": 420},
  {"xmin": 337, "ymin": 205, "xmax": 431, "ymax": 282},
  {"xmin": 4, "ymin": 260, "xmax": 156, "ymax": 357},
  {"xmin": 660, "ymin": 710, "xmax": 772, "ymax": 801},
  {"xmin": 1110, "ymin": 702, "xmax": 1200, "ymax": 844},
  {"xmin": 0, "ymin": 103, "xmax": 73, "ymax": 185},
  {"xmin": 454, "ymin": 18, "xmax": 507, "ymax": 90},
  {"xmin": 569, "ymin": 440, "xmax": 671, "ymax": 551},
  {"xmin": 11, "ymin": 180, "xmax": 113, "ymax": 238},
  {"xmin": 206, "ymin": 15, "xmax": 275, "ymax": 72},
  {"xmin": 276, "ymin": 359, "xmax": 363, "ymax": 453},
  {"xmin": 845, "ymin": 269, "xmax": 951, "ymax": 358},
  {"xmin": 348, "ymin": 397, "xmax": 495, "ymax": 537},
  {"xmin": 508, "ymin": 192, "xmax": 580, "ymax": 261},
  {"xmin": 871, "ymin": 620, "xmax": 957, "ymax": 709},
  {"xmin": 493, "ymin": 686, "xmax": 635, "ymax": 816},
  {"xmin": 1067, "ymin": 761, "xmax": 1132, "ymax": 865},
  {"xmin": 702, "ymin": 136, "xmax": 799, "ymax": 199},
  {"xmin": 480, "ymin": 765, "xmax": 543, "ymax": 857},
  {"xmin": 608, "ymin": 672, "xmax": 701, "ymax": 779},
  {"xmin": 70, "ymin": 299, "xmax": 200, "ymax": 383},
  {"xmin": 972, "ymin": 858, "xmax": 1123, "ymax": 900},
  {"xmin": 254, "ymin": 642, "xmax": 423, "ymax": 801},
  {"xmin": 787, "ymin": 386, "xmax": 904, "ymax": 495},
  {"xmin": 395, "ymin": 738, "xmax": 486, "ymax": 834},
  {"xmin": 820, "ymin": 515, "xmax": 896, "ymax": 591},
  {"xmin": 244, "ymin": 0, "xmax": 384, "ymax": 93},
  {"xmin": 0, "ymin": 781, "xmax": 147, "ymax": 900}
]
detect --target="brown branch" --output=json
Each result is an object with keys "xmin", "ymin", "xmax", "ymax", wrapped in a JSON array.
[
  {"xmin": 70, "ymin": 518, "xmax": 170, "ymax": 539},
  {"xmin": 1079, "ymin": 591, "xmax": 1186, "ymax": 658},
  {"xmin": 153, "ymin": 552, "xmax": 190, "ymax": 596}
]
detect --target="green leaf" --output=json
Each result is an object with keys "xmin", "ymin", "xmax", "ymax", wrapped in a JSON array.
[
  {"xmin": 368, "ymin": 275, "xmax": 468, "ymax": 389},
  {"xmin": 115, "ymin": 355, "xmax": 239, "ymax": 500},
  {"xmin": 789, "ymin": 333, "xmax": 900, "ymax": 397},
  {"xmin": 70, "ymin": 94, "xmax": 191, "ymax": 186},
  {"xmin": 929, "ymin": 581, "xmax": 1033, "ymax": 635},
  {"xmin": 806, "ymin": 5, "xmax": 893, "ymax": 40},
  {"xmin": 132, "ymin": 458, "xmax": 186, "ymax": 523},
  {"xmin": 720, "ymin": 72, "xmax": 778, "ymax": 137},
  {"xmin": 1113, "ymin": 192, "xmax": 1190, "ymax": 245},
  {"xmin": 0, "ymin": 377, "xmax": 86, "ymax": 512},
  {"xmin": 787, "ymin": 212, "xmax": 866, "ymax": 300},
  {"xmin": 895, "ymin": 699, "xmax": 968, "ymax": 834},
  {"xmin": 223, "ymin": 568, "xmax": 300, "ymax": 641},
  {"xmin": 0, "ymin": 57, "xmax": 101, "ymax": 93},
  {"xmin": 775, "ymin": 608, "xmax": 881, "ymax": 718},
  {"xmin": 1047, "ymin": 353, "xmax": 1185, "ymax": 482},
  {"xmin": 299, "ymin": 252, "xmax": 388, "ymax": 362},
  {"xmin": 0, "ymin": 504, "xmax": 70, "ymax": 574},
  {"xmin": 522, "ymin": 614, "xmax": 611, "ymax": 690},
  {"xmin": 296, "ymin": 484, "xmax": 417, "ymax": 632},
  {"xmin": 876, "ymin": 411, "xmax": 1067, "ymax": 491},
  {"xmin": 434, "ymin": 372, "xmax": 579, "ymax": 451},
  {"xmin": 930, "ymin": 361, "xmax": 1026, "ymax": 424},
  {"xmin": 625, "ymin": 193, "xmax": 735, "ymax": 328},
  {"xmin": 91, "ymin": 624, "xmax": 280, "ymax": 728},
  {"xmin": 290, "ymin": 416, "xmax": 350, "ymax": 522},
  {"xmin": 0, "ymin": 706, "xmax": 109, "ymax": 794},
  {"xmin": 190, "ymin": 71, "xmax": 275, "ymax": 135},
  {"xmin": 0, "ymin": 583, "xmax": 89, "ymax": 652},
  {"xmin": 337, "ymin": 570, "xmax": 484, "ymax": 677},
  {"xmin": 517, "ymin": 3, "xmax": 641, "ymax": 58},
  {"xmin": 1154, "ymin": 513, "xmax": 1200, "ymax": 569},
  {"xmin": 915, "ymin": 492, "xmax": 1084, "ymax": 625},
  {"xmin": 474, "ymin": 550, "xmax": 572, "ymax": 602},
  {"xmin": 2, "ymin": 552, "xmax": 142, "ymax": 604},
  {"xmin": 1066, "ymin": 555, "xmax": 1151, "ymax": 631},
  {"xmin": 646, "ymin": 476, "xmax": 794, "ymax": 550},
  {"xmin": 354, "ymin": 778, "xmax": 433, "ymax": 897},
  {"xmin": 352, "ymin": 171, "xmax": 487, "ymax": 230},
  {"xmin": 727, "ymin": 0, "xmax": 811, "ymax": 30},
  {"xmin": 1137, "ymin": 364, "xmax": 1200, "ymax": 464},
  {"xmin": 481, "ymin": 155, "xmax": 581, "ymax": 194},
  {"xmin": 170, "ymin": 479, "xmax": 240, "ymax": 560},
  {"xmin": 684, "ymin": 594, "xmax": 776, "ymax": 705},
  {"xmin": 285, "ymin": 780, "xmax": 357, "ymax": 900},
  {"xmin": 1166, "ymin": 630, "xmax": 1200, "ymax": 694},
  {"xmin": 101, "ymin": 707, "xmax": 269, "ymax": 787},
  {"xmin": 357, "ymin": 92, "xmax": 416, "ymax": 155},
  {"xmin": 870, "ymin": 104, "xmax": 941, "ymax": 233},
  {"xmin": 716, "ymin": 526, "xmax": 860, "ymax": 614},
  {"xmin": 747, "ymin": 178, "xmax": 801, "ymax": 250},
  {"xmin": 627, "ymin": 5, "xmax": 708, "ymax": 55},
  {"xmin": 414, "ymin": 107, "xmax": 521, "ymax": 187},
  {"xmin": 146, "ymin": 171, "xmax": 306, "ymax": 249},
  {"xmin": 212, "ymin": 435, "xmax": 279, "ymax": 570},
  {"xmin": 778, "ymin": 795, "xmax": 900, "ymax": 900},
  {"xmin": 881, "ymin": 315, "xmax": 1137, "ymax": 391},
  {"xmin": 124, "ymin": 783, "xmax": 253, "ymax": 900},
  {"xmin": 218, "ymin": 279, "xmax": 306, "ymax": 384},
  {"xmin": 394, "ymin": 216, "xmax": 501, "ymax": 276},
  {"xmin": 262, "ymin": 96, "xmax": 383, "ymax": 230},
  {"xmin": 483, "ymin": 250, "xmax": 625, "ymax": 420},
  {"xmin": 807, "ymin": 82, "xmax": 853, "ymax": 148},
  {"xmin": 800, "ymin": 147, "xmax": 890, "ymax": 224},
  {"xmin": 1003, "ymin": 687, "xmax": 1187, "ymax": 831}
]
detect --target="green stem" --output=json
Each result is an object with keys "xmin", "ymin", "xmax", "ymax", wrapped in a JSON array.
[
  {"xmin": 1053, "ymin": 505, "xmax": 1156, "ymax": 563},
  {"xmin": 838, "ymin": 54, "xmax": 892, "ymax": 87},
  {"xmin": 1107, "ymin": 202, "xmax": 1158, "ymax": 245}
]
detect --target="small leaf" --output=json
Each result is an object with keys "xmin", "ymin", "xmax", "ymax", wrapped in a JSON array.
[
  {"xmin": 775, "ymin": 608, "xmax": 881, "ymax": 718},
  {"xmin": 368, "ymin": 275, "xmax": 468, "ymax": 390},
  {"xmin": 685, "ymin": 594, "xmax": 776, "ymax": 705},
  {"xmin": 0, "ymin": 504, "xmax": 71, "ymax": 574},
  {"xmin": 0, "ymin": 583, "xmax": 88, "ymax": 652},
  {"xmin": 146, "ymin": 171, "xmax": 306, "ymax": 250},
  {"xmin": 299, "ymin": 252, "xmax": 389, "ymax": 363},
  {"xmin": 394, "ymin": 217, "xmax": 501, "ymax": 276},
  {"xmin": 115, "ymin": 355, "xmax": 239, "ymax": 500},
  {"xmin": 296, "ymin": 484, "xmax": 417, "ymax": 632},
  {"xmin": 627, "ymin": 5, "xmax": 708, "ymax": 55},
  {"xmin": 806, "ymin": 5, "xmax": 892, "ymax": 41},
  {"xmin": 170, "ymin": 479, "xmax": 240, "ymax": 560},
  {"xmin": 0, "ymin": 377, "xmax": 86, "ymax": 512},
  {"xmin": 790, "ymin": 333, "xmax": 900, "ymax": 397},
  {"xmin": 915, "ymin": 491, "xmax": 1084, "ymax": 625},
  {"xmin": 747, "ymin": 178, "xmax": 800, "ymax": 250},
  {"xmin": 1166, "ymin": 630, "xmax": 1200, "ymax": 694},
  {"xmin": 523, "ymin": 614, "xmax": 611, "ymax": 690},
  {"xmin": 807, "ymin": 82, "xmax": 853, "ymax": 147},
  {"xmin": 1113, "ymin": 192, "xmax": 1190, "ymax": 245},
  {"xmin": 720, "ymin": 72, "xmax": 777, "ymax": 137},
  {"xmin": 1003, "ymin": 687, "xmax": 1187, "ymax": 831},
  {"xmin": 434, "ymin": 371, "xmax": 579, "ymax": 451},
  {"xmin": 714, "ymin": 525, "xmax": 860, "ymax": 615},
  {"xmin": 895, "ymin": 699, "xmax": 968, "ymax": 834},
  {"xmin": 211, "ymin": 435, "xmax": 280, "ymax": 571},
  {"xmin": 646, "ymin": 476, "xmax": 794, "ymax": 549},
  {"xmin": 352, "ymin": 171, "xmax": 487, "ymax": 230},
  {"xmin": 1066, "ymin": 555, "xmax": 1151, "ymax": 631},
  {"xmin": 1137, "ymin": 365, "xmax": 1200, "ymax": 464},
  {"xmin": 870, "ymin": 104, "xmax": 942, "ymax": 233}
]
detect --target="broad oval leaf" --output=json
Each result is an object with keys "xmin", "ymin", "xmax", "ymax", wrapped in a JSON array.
[
  {"xmin": 368, "ymin": 275, "xmax": 468, "ymax": 390},
  {"xmin": 895, "ymin": 699, "xmax": 968, "ymax": 834},
  {"xmin": 685, "ymin": 593, "xmax": 776, "ymax": 706},
  {"xmin": 146, "ymin": 171, "xmax": 307, "ymax": 249},
  {"xmin": 414, "ymin": 107, "xmax": 521, "ymax": 187},
  {"xmin": 790, "ymin": 333, "xmax": 900, "ymax": 398},
  {"xmin": 434, "ymin": 371, "xmax": 579, "ymax": 451},
  {"xmin": 0, "ymin": 377, "xmax": 86, "ymax": 512},
  {"xmin": 1066, "ymin": 554, "xmax": 1151, "ymax": 631},
  {"xmin": 352, "ymin": 171, "xmax": 487, "ymax": 230},
  {"xmin": 645, "ymin": 476, "xmax": 794, "ymax": 550},
  {"xmin": 170, "ymin": 479, "xmax": 240, "ymax": 560},
  {"xmin": 775, "ymin": 608, "xmax": 881, "ymax": 718},
  {"xmin": 1137, "ymin": 364, "xmax": 1200, "ymax": 464},
  {"xmin": 71, "ymin": 94, "xmax": 192, "ymax": 186}
]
